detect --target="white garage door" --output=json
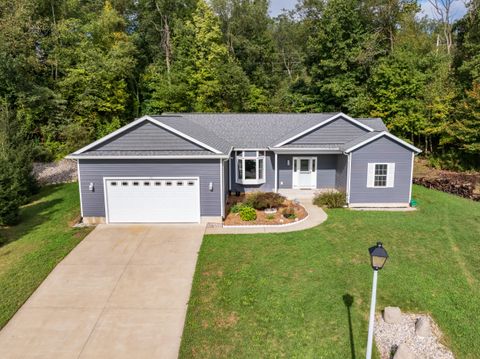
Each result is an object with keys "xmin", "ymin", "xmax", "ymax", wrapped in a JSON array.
[{"xmin": 105, "ymin": 178, "xmax": 200, "ymax": 223}]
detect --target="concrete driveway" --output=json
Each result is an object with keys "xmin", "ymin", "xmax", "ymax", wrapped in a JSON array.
[{"xmin": 0, "ymin": 224, "xmax": 205, "ymax": 359}]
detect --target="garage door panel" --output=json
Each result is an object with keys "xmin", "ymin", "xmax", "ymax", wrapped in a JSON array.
[{"xmin": 105, "ymin": 178, "xmax": 200, "ymax": 223}]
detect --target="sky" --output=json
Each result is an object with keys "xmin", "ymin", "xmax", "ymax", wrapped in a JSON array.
[{"xmin": 268, "ymin": 0, "xmax": 467, "ymax": 20}]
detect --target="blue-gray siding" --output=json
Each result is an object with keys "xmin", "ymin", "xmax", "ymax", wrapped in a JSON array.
[
  {"xmin": 230, "ymin": 152, "xmax": 275, "ymax": 192},
  {"xmin": 349, "ymin": 137, "xmax": 412, "ymax": 203},
  {"xmin": 336, "ymin": 155, "xmax": 348, "ymax": 190},
  {"xmin": 287, "ymin": 117, "xmax": 368, "ymax": 145},
  {"xmin": 278, "ymin": 154, "xmax": 344, "ymax": 189},
  {"xmin": 89, "ymin": 122, "xmax": 209, "ymax": 152},
  {"xmin": 79, "ymin": 159, "xmax": 221, "ymax": 217}
]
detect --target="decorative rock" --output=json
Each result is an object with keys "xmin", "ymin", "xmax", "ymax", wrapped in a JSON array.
[
  {"xmin": 384, "ymin": 306, "xmax": 402, "ymax": 324},
  {"xmin": 393, "ymin": 344, "xmax": 416, "ymax": 359},
  {"xmin": 415, "ymin": 317, "xmax": 431, "ymax": 337}
]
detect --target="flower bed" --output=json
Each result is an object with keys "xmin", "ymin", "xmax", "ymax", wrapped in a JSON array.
[{"xmin": 224, "ymin": 193, "xmax": 307, "ymax": 226}]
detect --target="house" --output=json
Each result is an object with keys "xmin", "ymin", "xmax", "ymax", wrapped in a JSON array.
[{"xmin": 67, "ymin": 113, "xmax": 421, "ymax": 224}]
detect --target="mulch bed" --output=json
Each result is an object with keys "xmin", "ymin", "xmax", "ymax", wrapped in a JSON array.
[{"xmin": 224, "ymin": 194, "xmax": 307, "ymax": 226}]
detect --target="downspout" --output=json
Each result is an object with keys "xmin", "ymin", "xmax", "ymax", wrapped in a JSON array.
[{"xmin": 274, "ymin": 152, "xmax": 278, "ymax": 192}]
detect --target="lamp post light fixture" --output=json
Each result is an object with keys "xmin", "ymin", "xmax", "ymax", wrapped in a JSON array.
[{"xmin": 366, "ymin": 242, "xmax": 388, "ymax": 359}]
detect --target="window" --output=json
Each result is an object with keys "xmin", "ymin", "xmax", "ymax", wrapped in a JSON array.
[
  {"xmin": 133, "ymin": 181, "xmax": 139, "ymax": 186},
  {"xmin": 122, "ymin": 182, "xmax": 128, "ymax": 186},
  {"xmin": 367, "ymin": 163, "xmax": 395, "ymax": 188},
  {"xmin": 374, "ymin": 164, "xmax": 387, "ymax": 187},
  {"xmin": 110, "ymin": 182, "xmax": 117, "ymax": 186},
  {"xmin": 144, "ymin": 181, "xmax": 150, "ymax": 186},
  {"xmin": 154, "ymin": 181, "xmax": 161, "ymax": 186},
  {"xmin": 187, "ymin": 181, "xmax": 195, "ymax": 186},
  {"xmin": 166, "ymin": 181, "xmax": 172, "ymax": 186},
  {"xmin": 235, "ymin": 151, "xmax": 266, "ymax": 184},
  {"xmin": 177, "ymin": 181, "xmax": 183, "ymax": 186}
]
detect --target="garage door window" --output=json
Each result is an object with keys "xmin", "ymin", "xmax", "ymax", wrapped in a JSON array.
[
  {"xmin": 122, "ymin": 182, "xmax": 128, "ymax": 186},
  {"xmin": 155, "ymin": 181, "xmax": 161, "ymax": 186},
  {"xmin": 111, "ymin": 182, "xmax": 117, "ymax": 186}
]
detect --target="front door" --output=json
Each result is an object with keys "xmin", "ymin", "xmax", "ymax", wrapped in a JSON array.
[{"xmin": 293, "ymin": 157, "xmax": 317, "ymax": 188}]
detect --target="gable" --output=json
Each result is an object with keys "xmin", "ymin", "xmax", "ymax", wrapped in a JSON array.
[
  {"xmin": 286, "ymin": 117, "xmax": 369, "ymax": 146},
  {"xmin": 352, "ymin": 135, "xmax": 415, "ymax": 155},
  {"xmin": 89, "ymin": 121, "xmax": 208, "ymax": 153}
]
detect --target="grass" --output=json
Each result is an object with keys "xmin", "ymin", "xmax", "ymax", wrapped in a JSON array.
[
  {"xmin": 180, "ymin": 185, "xmax": 480, "ymax": 359},
  {"xmin": 0, "ymin": 183, "xmax": 92, "ymax": 329}
]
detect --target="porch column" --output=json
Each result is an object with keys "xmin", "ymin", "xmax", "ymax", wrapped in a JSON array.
[{"xmin": 274, "ymin": 152, "xmax": 278, "ymax": 192}]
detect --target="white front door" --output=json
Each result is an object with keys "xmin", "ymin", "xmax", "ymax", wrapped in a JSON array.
[
  {"xmin": 293, "ymin": 157, "xmax": 317, "ymax": 188},
  {"xmin": 105, "ymin": 177, "xmax": 200, "ymax": 223}
]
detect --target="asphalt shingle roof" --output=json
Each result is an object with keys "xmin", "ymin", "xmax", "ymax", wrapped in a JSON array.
[{"xmin": 73, "ymin": 113, "xmax": 390, "ymax": 157}]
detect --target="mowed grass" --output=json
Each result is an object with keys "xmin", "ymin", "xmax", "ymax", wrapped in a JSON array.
[
  {"xmin": 180, "ymin": 185, "xmax": 480, "ymax": 359},
  {"xmin": 0, "ymin": 183, "xmax": 92, "ymax": 329}
]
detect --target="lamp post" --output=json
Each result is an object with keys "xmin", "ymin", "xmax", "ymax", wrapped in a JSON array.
[{"xmin": 366, "ymin": 242, "xmax": 388, "ymax": 359}]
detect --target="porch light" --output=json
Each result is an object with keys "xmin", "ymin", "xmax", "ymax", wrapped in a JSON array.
[{"xmin": 368, "ymin": 242, "xmax": 388, "ymax": 270}]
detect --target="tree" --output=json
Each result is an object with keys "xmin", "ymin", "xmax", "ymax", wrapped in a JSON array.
[
  {"xmin": 142, "ymin": 0, "xmax": 250, "ymax": 113},
  {"xmin": 0, "ymin": 100, "xmax": 37, "ymax": 225}
]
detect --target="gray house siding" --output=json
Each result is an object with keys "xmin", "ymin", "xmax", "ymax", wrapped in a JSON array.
[
  {"xmin": 230, "ymin": 151, "xmax": 275, "ymax": 192},
  {"xmin": 336, "ymin": 155, "xmax": 348, "ymax": 190},
  {"xmin": 90, "ymin": 122, "xmax": 208, "ymax": 152},
  {"xmin": 79, "ymin": 159, "xmax": 221, "ymax": 217},
  {"xmin": 223, "ymin": 159, "xmax": 229, "ymax": 208},
  {"xmin": 349, "ymin": 137, "xmax": 413, "ymax": 204},
  {"xmin": 287, "ymin": 117, "xmax": 368, "ymax": 145},
  {"xmin": 278, "ymin": 154, "xmax": 339, "ymax": 189}
]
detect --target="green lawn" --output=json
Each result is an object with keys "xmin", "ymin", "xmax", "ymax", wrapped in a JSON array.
[
  {"xmin": 180, "ymin": 185, "xmax": 480, "ymax": 359},
  {"xmin": 0, "ymin": 183, "xmax": 92, "ymax": 329}
]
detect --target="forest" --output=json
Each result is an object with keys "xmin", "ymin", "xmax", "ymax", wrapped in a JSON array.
[{"xmin": 0, "ymin": 0, "xmax": 479, "ymax": 173}]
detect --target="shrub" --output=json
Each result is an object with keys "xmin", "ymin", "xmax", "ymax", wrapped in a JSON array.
[
  {"xmin": 239, "ymin": 205, "xmax": 257, "ymax": 221},
  {"xmin": 245, "ymin": 192, "xmax": 285, "ymax": 210},
  {"xmin": 282, "ymin": 206, "xmax": 296, "ymax": 219},
  {"xmin": 266, "ymin": 214, "xmax": 275, "ymax": 220},
  {"xmin": 230, "ymin": 202, "xmax": 244, "ymax": 214},
  {"xmin": 313, "ymin": 191, "xmax": 346, "ymax": 208}
]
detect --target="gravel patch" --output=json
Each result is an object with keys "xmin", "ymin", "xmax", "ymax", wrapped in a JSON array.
[
  {"xmin": 33, "ymin": 159, "xmax": 78, "ymax": 185},
  {"xmin": 375, "ymin": 313, "xmax": 454, "ymax": 359}
]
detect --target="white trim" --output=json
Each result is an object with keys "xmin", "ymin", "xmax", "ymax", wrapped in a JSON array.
[
  {"xmin": 274, "ymin": 152, "xmax": 278, "ymax": 192},
  {"xmin": 71, "ymin": 115, "xmax": 223, "ymax": 155},
  {"xmin": 103, "ymin": 176, "xmax": 201, "ymax": 224},
  {"xmin": 292, "ymin": 157, "xmax": 317, "ymax": 189},
  {"xmin": 77, "ymin": 160, "xmax": 84, "ymax": 218},
  {"xmin": 273, "ymin": 112, "xmax": 374, "ymax": 147},
  {"xmin": 228, "ymin": 157, "xmax": 232, "ymax": 191},
  {"xmin": 220, "ymin": 159, "xmax": 224, "ymax": 219},
  {"xmin": 344, "ymin": 131, "xmax": 422, "ymax": 153},
  {"xmin": 66, "ymin": 155, "xmax": 229, "ymax": 160},
  {"xmin": 269, "ymin": 147, "xmax": 342, "ymax": 153},
  {"xmin": 367, "ymin": 163, "xmax": 395, "ymax": 188},
  {"xmin": 349, "ymin": 202, "xmax": 410, "ymax": 208},
  {"xmin": 346, "ymin": 153, "xmax": 352, "ymax": 204},
  {"xmin": 234, "ymin": 148, "xmax": 269, "ymax": 151},
  {"xmin": 408, "ymin": 152, "xmax": 414, "ymax": 203}
]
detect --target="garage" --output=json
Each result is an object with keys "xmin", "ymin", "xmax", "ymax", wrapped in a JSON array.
[{"xmin": 104, "ymin": 177, "xmax": 200, "ymax": 223}]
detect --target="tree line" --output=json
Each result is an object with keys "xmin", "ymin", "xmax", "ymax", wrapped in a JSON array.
[{"xmin": 0, "ymin": 0, "xmax": 479, "ymax": 172}]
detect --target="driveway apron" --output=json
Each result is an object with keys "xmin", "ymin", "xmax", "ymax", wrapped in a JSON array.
[{"xmin": 0, "ymin": 224, "xmax": 205, "ymax": 359}]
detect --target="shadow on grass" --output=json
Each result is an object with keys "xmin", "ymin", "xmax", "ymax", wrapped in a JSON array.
[
  {"xmin": 343, "ymin": 293, "xmax": 356, "ymax": 359},
  {"xmin": 0, "ymin": 186, "xmax": 64, "ymax": 247}
]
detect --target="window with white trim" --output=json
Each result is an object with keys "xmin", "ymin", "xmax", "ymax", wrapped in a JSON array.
[
  {"xmin": 236, "ymin": 151, "xmax": 266, "ymax": 185},
  {"xmin": 367, "ymin": 163, "xmax": 395, "ymax": 188}
]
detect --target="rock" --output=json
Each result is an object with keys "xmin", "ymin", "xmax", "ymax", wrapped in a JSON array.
[
  {"xmin": 415, "ymin": 317, "xmax": 431, "ymax": 337},
  {"xmin": 384, "ymin": 306, "xmax": 402, "ymax": 324},
  {"xmin": 394, "ymin": 344, "xmax": 416, "ymax": 359}
]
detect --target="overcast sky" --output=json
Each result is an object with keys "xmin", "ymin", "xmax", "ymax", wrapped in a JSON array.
[{"xmin": 268, "ymin": 0, "xmax": 467, "ymax": 20}]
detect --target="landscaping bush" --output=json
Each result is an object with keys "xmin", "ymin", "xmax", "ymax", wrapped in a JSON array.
[
  {"xmin": 313, "ymin": 191, "xmax": 346, "ymax": 208},
  {"xmin": 230, "ymin": 202, "xmax": 244, "ymax": 213},
  {"xmin": 245, "ymin": 192, "xmax": 286, "ymax": 210},
  {"xmin": 239, "ymin": 205, "xmax": 257, "ymax": 221},
  {"xmin": 282, "ymin": 206, "xmax": 296, "ymax": 219}
]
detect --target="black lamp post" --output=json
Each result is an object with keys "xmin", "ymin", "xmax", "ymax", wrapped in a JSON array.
[{"xmin": 366, "ymin": 242, "xmax": 388, "ymax": 359}]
